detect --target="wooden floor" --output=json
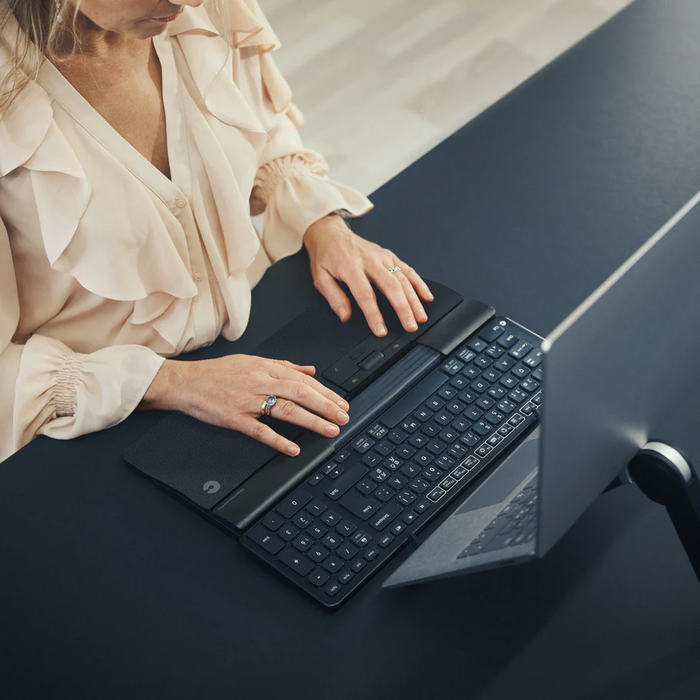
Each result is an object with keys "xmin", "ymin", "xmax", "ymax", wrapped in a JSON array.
[{"xmin": 265, "ymin": 0, "xmax": 635, "ymax": 196}]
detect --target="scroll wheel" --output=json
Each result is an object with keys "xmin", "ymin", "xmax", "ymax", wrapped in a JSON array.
[{"xmin": 358, "ymin": 350, "xmax": 385, "ymax": 371}]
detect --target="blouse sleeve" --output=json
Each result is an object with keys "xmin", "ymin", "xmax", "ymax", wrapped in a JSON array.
[
  {"xmin": 0, "ymin": 217, "xmax": 165, "ymax": 463},
  {"xmin": 246, "ymin": 50, "xmax": 373, "ymax": 263}
]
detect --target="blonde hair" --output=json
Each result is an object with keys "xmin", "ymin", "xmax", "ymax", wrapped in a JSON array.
[{"xmin": 0, "ymin": 0, "xmax": 227, "ymax": 115}]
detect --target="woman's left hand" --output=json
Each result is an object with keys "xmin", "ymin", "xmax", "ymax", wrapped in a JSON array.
[{"xmin": 303, "ymin": 214, "xmax": 434, "ymax": 337}]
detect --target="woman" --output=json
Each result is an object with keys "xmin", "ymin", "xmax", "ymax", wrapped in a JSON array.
[{"xmin": 0, "ymin": 0, "xmax": 433, "ymax": 463}]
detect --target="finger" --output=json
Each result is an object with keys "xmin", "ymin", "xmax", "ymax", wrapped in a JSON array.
[
  {"xmin": 238, "ymin": 417, "xmax": 300, "ymax": 456},
  {"xmin": 269, "ymin": 397, "xmax": 344, "ymax": 438},
  {"xmin": 269, "ymin": 362, "xmax": 350, "ymax": 411},
  {"xmin": 395, "ymin": 268, "xmax": 428, "ymax": 324},
  {"xmin": 275, "ymin": 380, "xmax": 350, "ymax": 427},
  {"xmin": 397, "ymin": 261, "xmax": 434, "ymax": 303},
  {"xmin": 369, "ymin": 263, "xmax": 418, "ymax": 332},
  {"xmin": 313, "ymin": 268, "xmax": 353, "ymax": 322},
  {"xmin": 278, "ymin": 359, "xmax": 316, "ymax": 376},
  {"xmin": 342, "ymin": 269, "xmax": 387, "ymax": 337}
]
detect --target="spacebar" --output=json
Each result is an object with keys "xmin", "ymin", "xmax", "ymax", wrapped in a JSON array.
[{"xmin": 379, "ymin": 371, "xmax": 448, "ymax": 428}]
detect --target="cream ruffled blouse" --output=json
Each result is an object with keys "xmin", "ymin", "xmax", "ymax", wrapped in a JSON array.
[{"xmin": 0, "ymin": 0, "xmax": 373, "ymax": 463}]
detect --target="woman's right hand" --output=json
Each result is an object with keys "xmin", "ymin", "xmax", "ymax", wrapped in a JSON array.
[{"xmin": 140, "ymin": 354, "xmax": 350, "ymax": 456}]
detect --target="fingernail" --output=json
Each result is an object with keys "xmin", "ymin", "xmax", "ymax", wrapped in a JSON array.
[
  {"xmin": 326, "ymin": 424, "xmax": 340, "ymax": 436},
  {"xmin": 417, "ymin": 307, "xmax": 427, "ymax": 322},
  {"xmin": 376, "ymin": 323, "xmax": 387, "ymax": 336},
  {"xmin": 337, "ymin": 410, "xmax": 349, "ymax": 424},
  {"xmin": 338, "ymin": 307, "xmax": 349, "ymax": 321},
  {"xmin": 427, "ymin": 291, "xmax": 434, "ymax": 301},
  {"xmin": 406, "ymin": 317, "xmax": 418, "ymax": 331},
  {"xmin": 288, "ymin": 444, "xmax": 300, "ymax": 456},
  {"xmin": 337, "ymin": 399, "xmax": 350, "ymax": 411}
]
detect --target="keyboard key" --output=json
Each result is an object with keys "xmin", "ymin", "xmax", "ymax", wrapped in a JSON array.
[
  {"xmin": 464, "ymin": 406, "xmax": 483, "ymax": 421},
  {"xmin": 323, "ymin": 556, "xmax": 344, "ymax": 574},
  {"xmin": 509, "ymin": 389, "xmax": 528, "ymax": 403},
  {"xmin": 248, "ymin": 525, "xmax": 284, "ymax": 555},
  {"xmin": 467, "ymin": 338, "xmax": 487, "ymax": 352},
  {"xmin": 476, "ymin": 444, "xmax": 492, "ymax": 457},
  {"xmin": 325, "ymin": 464, "xmax": 368, "ymax": 501},
  {"xmin": 428, "ymin": 438, "xmax": 448, "ymax": 455},
  {"xmin": 362, "ymin": 452, "xmax": 382, "ymax": 467},
  {"xmin": 487, "ymin": 434, "xmax": 504, "ymax": 447},
  {"xmin": 374, "ymin": 440, "xmax": 395, "ymax": 456},
  {"xmin": 521, "ymin": 378, "xmax": 540, "ymax": 393},
  {"xmin": 422, "ymin": 466, "xmax": 444, "ymax": 482},
  {"xmin": 337, "ymin": 543, "xmax": 358, "ymax": 561},
  {"xmin": 415, "ymin": 500, "xmax": 430, "ymax": 513},
  {"xmin": 523, "ymin": 349, "xmax": 544, "ymax": 368},
  {"xmin": 463, "ymin": 366, "xmax": 481, "ymax": 379},
  {"xmin": 441, "ymin": 358, "xmax": 464, "ymax": 375},
  {"xmin": 400, "ymin": 419, "xmax": 420, "ymax": 434},
  {"xmin": 413, "ymin": 450, "xmax": 434, "ymax": 467},
  {"xmin": 335, "ymin": 450, "xmax": 351, "ymax": 463},
  {"xmin": 439, "ymin": 476, "xmax": 457, "ymax": 491},
  {"xmin": 391, "ymin": 522, "xmax": 406, "ymax": 535},
  {"xmin": 370, "ymin": 467, "xmax": 390, "ymax": 483},
  {"xmin": 308, "ymin": 569, "xmax": 330, "ymax": 587},
  {"xmin": 522, "ymin": 403, "xmax": 535, "ymax": 415},
  {"xmin": 458, "ymin": 389, "xmax": 478, "ymax": 404},
  {"xmin": 322, "ymin": 533, "xmax": 342, "ymax": 550},
  {"xmin": 278, "ymin": 525, "xmax": 299, "ymax": 541},
  {"xmin": 434, "ymin": 411, "xmax": 452, "ymax": 426},
  {"xmin": 352, "ymin": 436, "xmax": 375, "ymax": 453},
  {"xmin": 400, "ymin": 462, "xmax": 420, "ymax": 478},
  {"xmin": 476, "ymin": 396, "xmax": 495, "ymax": 411},
  {"xmin": 461, "ymin": 432, "xmax": 480, "ymax": 447},
  {"xmin": 379, "ymin": 534, "xmax": 395, "ymax": 548},
  {"xmin": 369, "ymin": 502, "xmax": 403, "ymax": 531},
  {"xmin": 495, "ymin": 356, "xmax": 516, "ymax": 372},
  {"xmin": 363, "ymin": 547, "xmax": 380, "ymax": 561},
  {"xmin": 450, "ymin": 375, "xmax": 470, "ymax": 390},
  {"xmin": 486, "ymin": 344, "xmax": 505, "ymax": 358},
  {"xmin": 473, "ymin": 421, "xmax": 492, "ymax": 436},
  {"xmin": 388, "ymin": 474, "xmax": 408, "ymax": 489},
  {"xmin": 351, "ymin": 558, "xmax": 368, "ymax": 572},
  {"xmin": 340, "ymin": 492, "xmax": 382, "ymax": 521},
  {"xmin": 277, "ymin": 490, "xmax": 312, "ymax": 519},
  {"xmin": 321, "ymin": 462, "xmax": 338, "ymax": 475},
  {"xmin": 509, "ymin": 414, "xmax": 525, "ymax": 426},
  {"xmin": 509, "ymin": 341, "xmax": 533, "ymax": 359},
  {"xmin": 306, "ymin": 499, "xmax": 327, "ymax": 516},
  {"xmin": 532, "ymin": 393, "xmax": 542, "ymax": 405},
  {"xmin": 409, "ymin": 433, "xmax": 429, "ymax": 448},
  {"xmin": 356, "ymin": 478, "xmax": 377, "ymax": 495},
  {"xmin": 451, "ymin": 465, "xmax": 468, "ymax": 480},
  {"xmin": 498, "ymin": 332, "xmax": 518, "ymax": 349},
  {"xmin": 351, "ymin": 531, "xmax": 371, "ymax": 547},
  {"xmin": 427, "ymin": 487, "xmax": 446, "ymax": 502},
  {"xmin": 475, "ymin": 355, "xmax": 493, "ymax": 369},
  {"xmin": 293, "ymin": 534, "xmax": 313, "ymax": 552},
  {"xmin": 309, "ymin": 523, "xmax": 329, "ymax": 539},
  {"xmin": 511, "ymin": 365, "xmax": 530, "ymax": 379},
  {"xmin": 435, "ymin": 454, "xmax": 455, "ymax": 470},
  {"xmin": 498, "ymin": 424, "xmax": 514, "ymax": 437},
  {"xmin": 486, "ymin": 409, "xmax": 505, "ymax": 424},
  {"xmin": 470, "ymin": 379, "xmax": 489, "ymax": 394},
  {"xmin": 479, "ymin": 321, "xmax": 506, "ymax": 343},
  {"xmin": 532, "ymin": 367, "xmax": 544, "ymax": 382},
  {"xmin": 383, "ymin": 455, "xmax": 403, "ymax": 472},
  {"xmin": 448, "ymin": 443, "xmax": 467, "ymax": 460},
  {"xmin": 262, "ymin": 513, "xmax": 285, "ymax": 532},
  {"xmin": 500, "ymin": 375, "xmax": 519, "ymax": 389},
  {"xmin": 307, "ymin": 472, "xmax": 325, "ymax": 486},
  {"xmin": 397, "ymin": 490, "xmax": 416, "ymax": 506},
  {"xmin": 278, "ymin": 547, "xmax": 314, "ymax": 576},
  {"xmin": 328, "ymin": 466, "xmax": 344, "ymax": 479},
  {"xmin": 409, "ymin": 477, "xmax": 430, "ymax": 494},
  {"xmin": 497, "ymin": 399, "xmax": 517, "ymax": 414},
  {"xmin": 339, "ymin": 570, "xmax": 355, "ymax": 584},
  {"xmin": 292, "ymin": 512, "xmax": 313, "ymax": 529},
  {"xmin": 413, "ymin": 408, "xmax": 433, "ymax": 422},
  {"xmin": 403, "ymin": 512, "xmax": 418, "ymax": 525},
  {"xmin": 438, "ymin": 385, "xmax": 458, "ymax": 400},
  {"xmin": 336, "ymin": 520, "xmax": 357, "ymax": 537},
  {"xmin": 375, "ymin": 486, "xmax": 396, "ymax": 502},
  {"xmin": 423, "ymin": 421, "xmax": 440, "ymax": 437},
  {"xmin": 397, "ymin": 445, "xmax": 417, "ymax": 460},
  {"xmin": 451, "ymin": 417, "xmax": 471, "ymax": 433},
  {"xmin": 488, "ymin": 386, "xmax": 507, "ymax": 400},
  {"xmin": 308, "ymin": 544, "xmax": 329, "ymax": 562},
  {"xmin": 322, "ymin": 510, "xmax": 342, "ymax": 526},
  {"xmin": 457, "ymin": 347, "xmax": 477, "ymax": 362},
  {"xmin": 482, "ymin": 368, "xmax": 501, "ymax": 383},
  {"xmin": 368, "ymin": 423, "xmax": 389, "ymax": 439},
  {"xmin": 426, "ymin": 397, "xmax": 445, "ymax": 411},
  {"xmin": 388, "ymin": 429, "xmax": 408, "ymax": 444}
]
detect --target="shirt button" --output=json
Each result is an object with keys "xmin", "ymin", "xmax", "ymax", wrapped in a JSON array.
[
  {"xmin": 176, "ymin": 198, "xmax": 187, "ymax": 209},
  {"xmin": 193, "ymin": 271, "xmax": 204, "ymax": 282}
]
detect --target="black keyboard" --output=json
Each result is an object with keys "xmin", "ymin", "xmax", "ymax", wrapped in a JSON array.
[
  {"xmin": 459, "ymin": 477, "xmax": 539, "ymax": 558},
  {"xmin": 241, "ymin": 317, "xmax": 542, "ymax": 607}
]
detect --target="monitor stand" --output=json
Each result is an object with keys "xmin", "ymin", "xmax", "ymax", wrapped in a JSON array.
[{"xmin": 628, "ymin": 442, "xmax": 700, "ymax": 582}]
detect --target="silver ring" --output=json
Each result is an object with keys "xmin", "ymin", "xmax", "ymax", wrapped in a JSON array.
[
  {"xmin": 261, "ymin": 395, "xmax": 277, "ymax": 417},
  {"xmin": 388, "ymin": 266, "xmax": 402, "ymax": 274}
]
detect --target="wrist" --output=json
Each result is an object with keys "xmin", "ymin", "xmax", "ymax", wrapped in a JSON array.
[{"xmin": 140, "ymin": 359, "xmax": 188, "ymax": 412}]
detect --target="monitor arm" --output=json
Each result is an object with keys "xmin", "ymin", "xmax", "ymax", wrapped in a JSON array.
[{"xmin": 628, "ymin": 442, "xmax": 700, "ymax": 583}]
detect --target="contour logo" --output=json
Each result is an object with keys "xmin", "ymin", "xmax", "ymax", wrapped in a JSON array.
[{"xmin": 203, "ymin": 480, "xmax": 221, "ymax": 494}]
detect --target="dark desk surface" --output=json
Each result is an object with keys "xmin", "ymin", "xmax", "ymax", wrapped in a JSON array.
[{"xmin": 3, "ymin": 0, "xmax": 700, "ymax": 698}]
